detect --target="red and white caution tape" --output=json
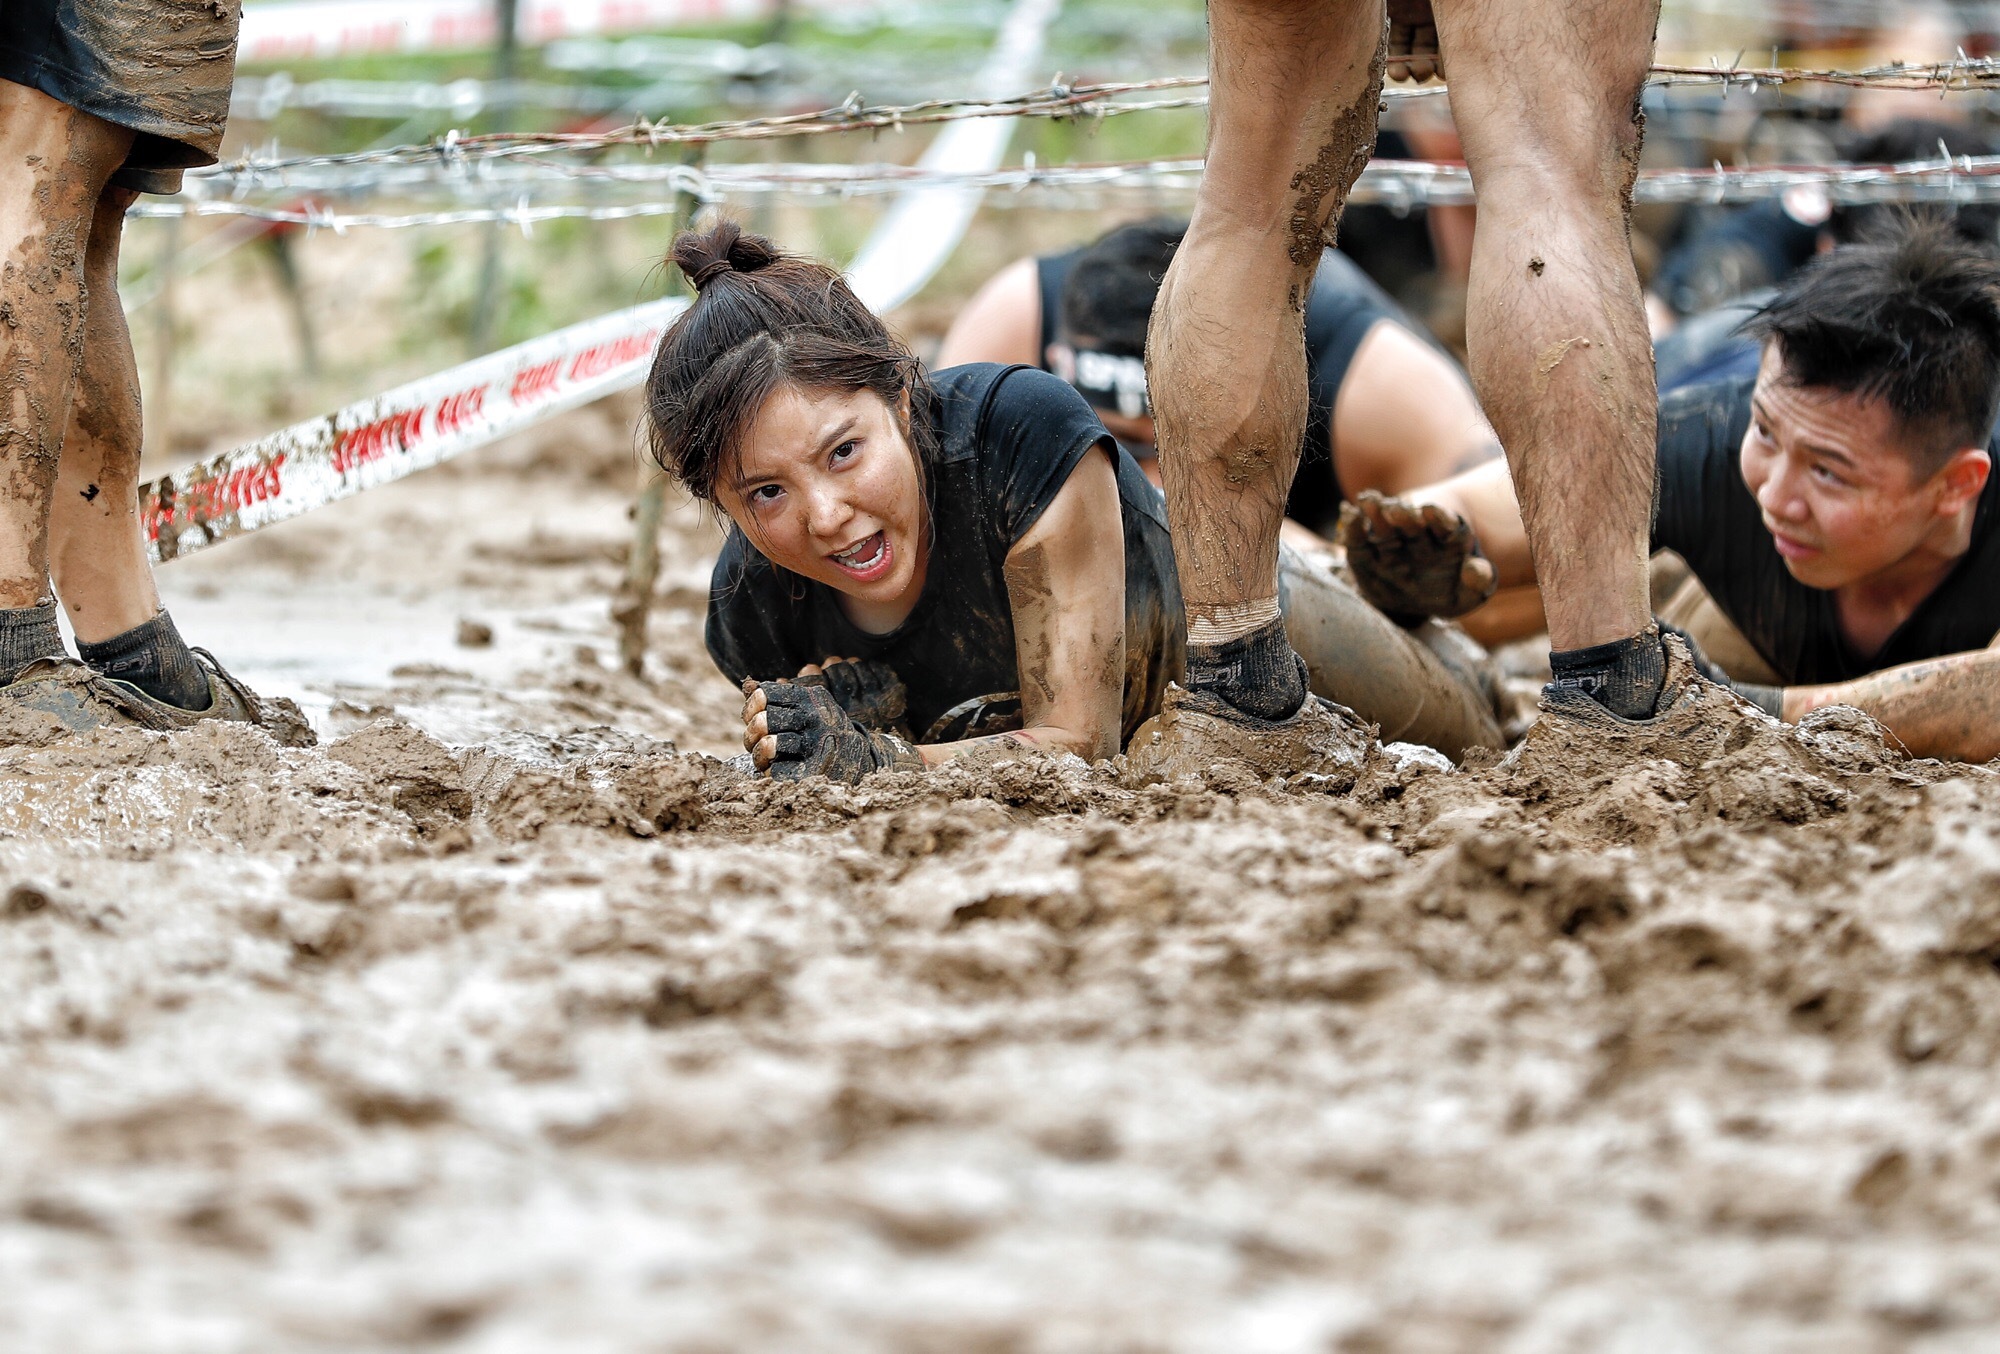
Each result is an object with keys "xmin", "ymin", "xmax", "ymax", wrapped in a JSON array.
[
  {"xmin": 145, "ymin": 0, "xmax": 1058, "ymax": 564},
  {"xmin": 238, "ymin": 0, "xmax": 787, "ymax": 64},
  {"xmin": 142, "ymin": 300, "xmax": 682, "ymax": 562}
]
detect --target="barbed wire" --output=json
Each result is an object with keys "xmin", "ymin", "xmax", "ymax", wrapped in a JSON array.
[
  {"xmin": 125, "ymin": 151, "xmax": 2000, "ymax": 231},
  {"xmin": 185, "ymin": 57, "xmax": 2000, "ymax": 185}
]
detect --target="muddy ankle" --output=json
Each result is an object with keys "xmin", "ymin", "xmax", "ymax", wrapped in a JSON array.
[
  {"xmin": 1549, "ymin": 625, "xmax": 1666, "ymax": 720},
  {"xmin": 78, "ymin": 610, "xmax": 211, "ymax": 711},
  {"xmin": 1184, "ymin": 617, "xmax": 1309, "ymax": 722},
  {"xmin": 0, "ymin": 600, "xmax": 66, "ymax": 684}
]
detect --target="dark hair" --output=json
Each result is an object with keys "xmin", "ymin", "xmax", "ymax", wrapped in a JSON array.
[
  {"xmin": 1831, "ymin": 119, "xmax": 2000, "ymax": 249},
  {"xmin": 645, "ymin": 220, "xmax": 934, "ymax": 503},
  {"xmin": 1059, "ymin": 217, "xmax": 1185, "ymax": 356},
  {"xmin": 1744, "ymin": 215, "xmax": 2000, "ymax": 474}
]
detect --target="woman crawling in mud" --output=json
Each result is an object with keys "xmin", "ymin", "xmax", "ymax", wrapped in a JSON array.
[{"xmin": 644, "ymin": 222, "xmax": 1505, "ymax": 783}]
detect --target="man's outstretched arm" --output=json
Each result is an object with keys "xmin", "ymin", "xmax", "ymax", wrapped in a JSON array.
[{"xmin": 1785, "ymin": 644, "xmax": 2000, "ymax": 764}]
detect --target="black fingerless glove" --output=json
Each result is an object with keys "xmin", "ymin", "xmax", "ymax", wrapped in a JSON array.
[
  {"xmin": 758, "ymin": 679, "xmax": 925, "ymax": 784},
  {"xmin": 812, "ymin": 658, "xmax": 911, "ymax": 735},
  {"xmin": 1656, "ymin": 618, "xmax": 1784, "ymax": 717}
]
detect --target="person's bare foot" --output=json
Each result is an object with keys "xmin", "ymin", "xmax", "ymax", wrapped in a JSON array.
[
  {"xmin": 1386, "ymin": 0, "xmax": 1442, "ymax": 82},
  {"xmin": 1336, "ymin": 490, "xmax": 1496, "ymax": 626}
]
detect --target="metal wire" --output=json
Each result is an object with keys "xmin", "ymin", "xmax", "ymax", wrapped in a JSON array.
[
  {"xmin": 122, "ymin": 150, "xmax": 2000, "ymax": 231},
  {"xmin": 189, "ymin": 58, "xmax": 2000, "ymax": 184}
]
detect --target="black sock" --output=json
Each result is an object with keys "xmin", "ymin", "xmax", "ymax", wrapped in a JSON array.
[
  {"xmin": 1548, "ymin": 626, "xmax": 1666, "ymax": 720},
  {"xmin": 1184, "ymin": 617, "xmax": 1309, "ymax": 722},
  {"xmin": 78, "ymin": 611, "xmax": 211, "ymax": 711},
  {"xmin": 0, "ymin": 600, "xmax": 65, "ymax": 684}
]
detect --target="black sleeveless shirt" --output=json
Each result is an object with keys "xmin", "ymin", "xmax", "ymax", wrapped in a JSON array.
[{"xmin": 1036, "ymin": 245, "xmax": 1439, "ymax": 533}]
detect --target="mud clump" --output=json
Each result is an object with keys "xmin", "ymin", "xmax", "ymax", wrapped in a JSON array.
[{"xmin": 3, "ymin": 697, "xmax": 2000, "ymax": 1347}]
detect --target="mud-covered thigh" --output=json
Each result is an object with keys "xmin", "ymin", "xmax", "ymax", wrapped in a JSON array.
[{"xmin": 1278, "ymin": 547, "xmax": 1504, "ymax": 757}]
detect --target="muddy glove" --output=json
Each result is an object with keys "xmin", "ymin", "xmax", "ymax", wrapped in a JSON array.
[
  {"xmin": 1336, "ymin": 490, "xmax": 1497, "ymax": 627},
  {"xmin": 1655, "ymin": 619, "xmax": 1785, "ymax": 717},
  {"xmin": 814, "ymin": 658, "xmax": 910, "ymax": 735},
  {"xmin": 751, "ymin": 679, "xmax": 925, "ymax": 784},
  {"xmin": 1385, "ymin": 0, "xmax": 1441, "ymax": 81}
]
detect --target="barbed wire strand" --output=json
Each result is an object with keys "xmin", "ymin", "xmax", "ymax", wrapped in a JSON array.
[
  {"xmin": 125, "ymin": 151, "xmax": 2000, "ymax": 230},
  {"xmin": 187, "ymin": 58, "xmax": 2000, "ymax": 182}
]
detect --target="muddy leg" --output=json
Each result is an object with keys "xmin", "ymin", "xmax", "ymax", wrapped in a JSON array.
[
  {"xmin": 1432, "ymin": 0, "xmax": 1664, "ymax": 716},
  {"xmin": 1278, "ymin": 547, "xmax": 1502, "ymax": 759},
  {"xmin": 0, "ymin": 81, "xmax": 132, "ymax": 679},
  {"xmin": 49, "ymin": 187, "xmax": 160, "ymax": 642},
  {"xmin": 45, "ymin": 184, "xmax": 209, "ymax": 710},
  {"xmin": 1146, "ymin": 0, "xmax": 1386, "ymax": 723}
]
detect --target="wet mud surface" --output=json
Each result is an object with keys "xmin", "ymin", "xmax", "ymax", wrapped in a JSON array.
[{"xmin": 6, "ymin": 399, "xmax": 2000, "ymax": 1352}]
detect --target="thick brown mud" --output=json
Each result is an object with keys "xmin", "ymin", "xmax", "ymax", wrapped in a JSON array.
[{"xmin": 3, "ymin": 367, "xmax": 1999, "ymax": 1349}]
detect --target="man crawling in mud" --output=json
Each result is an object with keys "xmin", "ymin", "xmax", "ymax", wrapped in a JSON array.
[
  {"xmin": 1342, "ymin": 219, "xmax": 2000, "ymax": 764},
  {"xmin": 937, "ymin": 218, "xmax": 1501, "ymax": 534},
  {"xmin": 1133, "ymin": 0, "xmax": 1688, "ymax": 778},
  {"xmin": 646, "ymin": 222, "xmax": 1504, "ymax": 783},
  {"xmin": 0, "ymin": 0, "xmax": 300, "ymax": 737}
]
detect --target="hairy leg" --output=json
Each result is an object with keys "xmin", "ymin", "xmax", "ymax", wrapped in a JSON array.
[
  {"xmin": 1433, "ymin": 0, "xmax": 1663, "ymax": 706},
  {"xmin": 1147, "ymin": 0, "xmax": 1385, "ymax": 717},
  {"xmin": 0, "ymin": 82, "xmax": 131, "ymax": 609},
  {"xmin": 49, "ymin": 186, "xmax": 161, "ymax": 642}
]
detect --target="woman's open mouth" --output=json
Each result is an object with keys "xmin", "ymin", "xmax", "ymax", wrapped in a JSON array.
[{"xmin": 829, "ymin": 531, "xmax": 893, "ymax": 582}]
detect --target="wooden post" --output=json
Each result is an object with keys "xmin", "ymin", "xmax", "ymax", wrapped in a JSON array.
[
  {"xmin": 612, "ymin": 144, "xmax": 706, "ymax": 676},
  {"xmin": 469, "ymin": 0, "xmax": 520, "ymax": 354}
]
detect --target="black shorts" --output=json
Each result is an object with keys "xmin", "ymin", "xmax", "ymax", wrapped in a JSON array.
[{"xmin": 0, "ymin": 0, "xmax": 241, "ymax": 195}]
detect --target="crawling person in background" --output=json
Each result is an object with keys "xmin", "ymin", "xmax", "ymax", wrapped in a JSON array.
[
  {"xmin": 646, "ymin": 223, "xmax": 1504, "ymax": 783},
  {"xmin": 1340, "ymin": 219, "xmax": 2000, "ymax": 763},
  {"xmin": 0, "ymin": 0, "xmax": 304, "ymax": 737},
  {"xmin": 937, "ymin": 218, "xmax": 1500, "ymax": 537}
]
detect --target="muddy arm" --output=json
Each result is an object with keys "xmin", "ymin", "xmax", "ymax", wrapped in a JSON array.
[
  {"xmin": 1783, "ymin": 645, "xmax": 2000, "ymax": 763},
  {"xmin": 1334, "ymin": 322, "xmax": 1501, "ymax": 497},
  {"xmin": 920, "ymin": 445, "xmax": 1127, "ymax": 766},
  {"xmin": 1406, "ymin": 457, "xmax": 1534, "ymax": 588}
]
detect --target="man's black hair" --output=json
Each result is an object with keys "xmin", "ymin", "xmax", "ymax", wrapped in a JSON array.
[
  {"xmin": 1059, "ymin": 218, "xmax": 1185, "ymax": 356},
  {"xmin": 1831, "ymin": 119, "xmax": 2000, "ymax": 249},
  {"xmin": 1745, "ymin": 214, "xmax": 2000, "ymax": 475}
]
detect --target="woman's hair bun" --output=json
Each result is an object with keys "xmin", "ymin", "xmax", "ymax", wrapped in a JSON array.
[{"xmin": 673, "ymin": 220, "xmax": 781, "ymax": 292}]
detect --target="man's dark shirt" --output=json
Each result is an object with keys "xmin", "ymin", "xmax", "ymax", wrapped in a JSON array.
[
  {"xmin": 707, "ymin": 364, "xmax": 1184, "ymax": 743},
  {"xmin": 1654, "ymin": 375, "xmax": 2000, "ymax": 684},
  {"xmin": 1037, "ymin": 245, "xmax": 1441, "ymax": 533}
]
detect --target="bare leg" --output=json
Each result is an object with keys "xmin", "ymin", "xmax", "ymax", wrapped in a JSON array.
[
  {"xmin": 50, "ymin": 187, "xmax": 161, "ymax": 643},
  {"xmin": 0, "ymin": 82, "xmax": 131, "ymax": 611},
  {"xmin": 1147, "ymin": 0, "xmax": 1385, "ymax": 707},
  {"xmin": 1433, "ymin": 0, "xmax": 1665, "ymax": 712}
]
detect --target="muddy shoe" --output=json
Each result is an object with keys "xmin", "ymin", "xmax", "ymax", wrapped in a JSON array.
[
  {"xmin": 1503, "ymin": 631, "xmax": 1779, "ymax": 779},
  {"xmin": 100, "ymin": 648, "xmax": 317, "ymax": 747},
  {"xmin": 0, "ymin": 658, "xmax": 187, "ymax": 736},
  {"xmin": 1122, "ymin": 683, "xmax": 1373, "ymax": 789}
]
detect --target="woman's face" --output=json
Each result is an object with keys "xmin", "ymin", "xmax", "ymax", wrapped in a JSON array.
[{"xmin": 719, "ymin": 383, "xmax": 928, "ymax": 629}]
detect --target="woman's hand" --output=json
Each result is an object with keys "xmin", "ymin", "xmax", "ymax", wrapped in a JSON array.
[
  {"xmin": 741, "ymin": 677, "xmax": 923, "ymax": 783},
  {"xmin": 792, "ymin": 657, "xmax": 910, "ymax": 733}
]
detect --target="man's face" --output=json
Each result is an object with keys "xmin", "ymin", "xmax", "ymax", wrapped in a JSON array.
[{"xmin": 1739, "ymin": 345, "xmax": 1972, "ymax": 590}]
